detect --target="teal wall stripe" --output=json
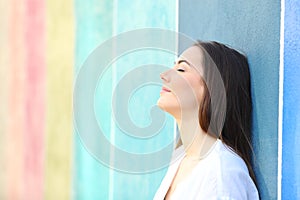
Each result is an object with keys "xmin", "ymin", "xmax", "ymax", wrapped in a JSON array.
[
  {"xmin": 112, "ymin": 1, "xmax": 177, "ymax": 199},
  {"xmin": 74, "ymin": 0, "xmax": 113, "ymax": 199}
]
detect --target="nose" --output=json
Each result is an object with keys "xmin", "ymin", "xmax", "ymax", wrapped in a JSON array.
[
  {"xmin": 160, "ymin": 72, "xmax": 166, "ymax": 81},
  {"xmin": 160, "ymin": 69, "xmax": 171, "ymax": 82}
]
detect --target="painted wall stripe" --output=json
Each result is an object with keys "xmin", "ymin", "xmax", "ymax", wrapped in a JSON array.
[
  {"xmin": 7, "ymin": 0, "xmax": 26, "ymax": 198},
  {"xmin": 282, "ymin": 0, "xmax": 300, "ymax": 199},
  {"xmin": 45, "ymin": 0, "xmax": 74, "ymax": 199},
  {"xmin": 109, "ymin": 1, "xmax": 118, "ymax": 200},
  {"xmin": 73, "ymin": 1, "xmax": 113, "ymax": 199},
  {"xmin": 278, "ymin": 0, "xmax": 285, "ymax": 199},
  {"xmin": 111, "ymin": 1, "xmax": 177, "ymax": 199},
  {"xmin": 23, "ymin": 0, "xmax": 46, "ymax": 199},
  {"xmin": 174, "ymin": 0, "xmax": 179, "ymax": 143},
  {"xmin": 0, "ymin": 0, "xmax": 9, "ymax": 198}
]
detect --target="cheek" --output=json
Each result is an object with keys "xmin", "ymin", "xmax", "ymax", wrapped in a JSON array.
[
  {"xmin": 174, "ymin": 77, "xmax": 204, "ymax": 106},
  {"xmin": 194, "ymin": 84, "xmax": 205, "ymax": 103},
  {"xmin": 188, "ymin": 75, "xmax": 205, "ymax": 102},
  {"xmin": 157, "ymin": 74, "xmax": 204, "ymax": 112}
]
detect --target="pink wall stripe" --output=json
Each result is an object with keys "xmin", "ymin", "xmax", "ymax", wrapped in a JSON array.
[
  {"xmin": 7, "ymin": 0, "xmax": 26, "ymax": 199},
  {"xmin": 23, "ymin": 0, "xmax": 46, "ymax": 199}
]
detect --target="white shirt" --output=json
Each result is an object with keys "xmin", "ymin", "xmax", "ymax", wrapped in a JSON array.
[{"xmin": 153, "ymin": 140, "xmax": 259, "ymax": 200}]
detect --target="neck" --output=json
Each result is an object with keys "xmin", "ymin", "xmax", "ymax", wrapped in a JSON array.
[{"xmin": 176, "ymin": 116, "xmax": 217, "ymax": 159}]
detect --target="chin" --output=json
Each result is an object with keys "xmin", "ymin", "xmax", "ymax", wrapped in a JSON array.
[
  {"xmin": 157, "ymin": 97, "xmax": 166, "ymax": 111},
  {"xmin": 157, "ymin": 97, "xmax": 180, "ymax": 117}
]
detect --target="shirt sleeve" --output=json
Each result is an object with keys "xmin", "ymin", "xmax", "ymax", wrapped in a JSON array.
[{"xmin": 219, "ymin": 168, "xmax": 259, "ymax": 200}]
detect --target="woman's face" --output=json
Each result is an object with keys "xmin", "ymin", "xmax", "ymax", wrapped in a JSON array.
[{"xmin": 157, "ymin": 46, "xmax": 205, "ymax": 119}]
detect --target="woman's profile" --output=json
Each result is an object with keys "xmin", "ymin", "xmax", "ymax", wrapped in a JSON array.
[{"xmin": 154, "ymin": 41, "xmax": 259, "ymax": 199}]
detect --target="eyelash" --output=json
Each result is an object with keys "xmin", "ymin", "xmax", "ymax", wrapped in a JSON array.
[{"xmin": 177, "ymin": 68, "xmax": 185, "ymax": 72}]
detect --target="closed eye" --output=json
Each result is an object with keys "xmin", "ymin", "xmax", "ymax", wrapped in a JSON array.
[{"xmin": 177, "ymin": 68, "xmax": 185, "ymax": 72}]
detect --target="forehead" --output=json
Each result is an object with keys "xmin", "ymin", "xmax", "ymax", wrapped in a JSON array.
[{"xmin": 178, "ymin": 46, "xmax": 204, "ymax": 75}]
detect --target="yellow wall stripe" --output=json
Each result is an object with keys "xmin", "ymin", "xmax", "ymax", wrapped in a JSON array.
[{"xmin": 45, "ymin": 0, "xmax": 74, "ymax": 199}]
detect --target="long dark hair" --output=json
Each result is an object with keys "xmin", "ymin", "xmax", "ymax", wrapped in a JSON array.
[{"xmin": 195, "ymin": 41, "xmax": 257, "ymax": 185}]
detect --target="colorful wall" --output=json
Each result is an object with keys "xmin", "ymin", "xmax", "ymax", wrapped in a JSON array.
[{"xmin": 0, "ymin": 0, "xmax": 299, "ymax": 200}]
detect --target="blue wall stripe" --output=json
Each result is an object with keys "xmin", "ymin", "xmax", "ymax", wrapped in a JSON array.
[{"xmin": 282, "ymin": 0, "xmax": 300, "ymax": 199}]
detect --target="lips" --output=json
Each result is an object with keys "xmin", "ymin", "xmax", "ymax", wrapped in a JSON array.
[{"xmin": 161, "ymin": 86, "xmax": 171, "ymax": 93}]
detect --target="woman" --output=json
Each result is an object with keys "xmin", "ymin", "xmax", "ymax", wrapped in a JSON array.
[{"xmin": 154, "ymin": 41, "xmax": 259, "ymax": 200}]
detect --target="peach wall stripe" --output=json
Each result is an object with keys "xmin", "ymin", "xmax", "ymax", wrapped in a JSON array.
[
  {"xmin": 44, "ymin": 0, "xmax": 74, "ymax": 199},
  {"xmin": 7, "ymin": 0, "xmax": 26, "ymax": 199},
  {"xmin": 23, "ymin": 0, "xmax": 46, "ymax": 199},
  {"xmin": 0, "ymin": 0, "xmax": 9, "ymax": 198}
]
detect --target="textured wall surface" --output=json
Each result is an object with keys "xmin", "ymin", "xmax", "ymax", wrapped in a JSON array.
[
  {"xmin": 74, "ymin": 0, "xmax": 113, "ymax": 199},
  {"xmin": 179, "ymin": 1, "xmax": 280, "ymax": 199},
  {"xmin": 0, "ymin": 0, "xmax": 8, "ymax": 197},
  {"xmin": 45, "ymin": 0, "xmax": 74, "ymax": 199},
  {"xmin": 111, "ymin": 1, "xmax": 176, "ymax": 199},
  {"xmin": 282, "ymin": 0, "xmax": 300, "ymax": 199}
]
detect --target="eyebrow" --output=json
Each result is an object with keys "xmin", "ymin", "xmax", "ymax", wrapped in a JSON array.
[{"xmin": 176, "ymin": 59, "xmax": 191, "ymax": 66}]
